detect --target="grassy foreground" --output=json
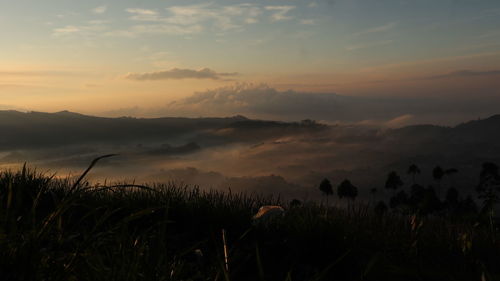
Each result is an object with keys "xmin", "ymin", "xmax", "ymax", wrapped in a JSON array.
[{"xmin": 0, "ymin": 166, "xmax": 499, "ymax": 281}]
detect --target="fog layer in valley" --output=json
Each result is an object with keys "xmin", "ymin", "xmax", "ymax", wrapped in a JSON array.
[{"xmin": 1, "ymin": 105, "xmax": 499, "ymax": 201}]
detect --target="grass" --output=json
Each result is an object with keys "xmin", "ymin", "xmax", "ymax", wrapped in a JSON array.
[{"xmin": 0, "ymin": 164, "xmax": 499, "ymax": 281}]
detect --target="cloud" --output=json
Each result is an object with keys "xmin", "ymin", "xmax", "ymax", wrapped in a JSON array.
[
  {"xmin": 265, "ymin": 6, "xmax": 295, "ymax": 21},
  {"xmin": 126, "ymin": 8, "xmax": 159, "ymax": 21},
  {"xmin": 126, "ymin": 8, "xmax": 158, "ymax": 16},
  {"xmin": 0, "ymin": 84, "xmax": 27, "ymax": 89},
  {"xmin": 479, "ymin": 29, "xmax": 500, "ymax": 39},
  {"xmin": 124, "ymin": 68, "xmax": 238, "ymax": 81},
  {"xmin": 128, "ymin": 24, "xmax": 203, "ymax": 36},
  {"xmin": 352, "ymin": 22, "xmax": 396, "ymax": 37},
  {"xmin": 115, "ymin": 4, "xmax": 263, "ymax": 36},
  {"xmin": 345, "ymin": 40, "xmax": 393, "ymax": 51},
  {"xmin": 360, "ymin": 51, "xmax": 500, "ymax": 72},
  {"xmin": 0, "ymin": 70, "xmax": 75, "ymax": 77},
  {"xmin": 308, "ymin": 2, "xmax": 318, "ymax": 8},
  {"xmin": 164, "ymin": 3, "xmax": 261, "ymax": 30},
  {"xmin": 421, "ymin": 69, "xmax": 500, "ymax": 80},
  {"xmin": 53, "ymin": 25, "xmax": 80, "ymax": 35},
  {"xmin": 92, "ymin": 6, "xmax": 107, "ymax": 14},
  {"xmin": 300, "ymin": 19, "xmax": 315, "ymax": 25},
  {"xmin": 55, "ymin": 3, "xmax": 301, "ymax": 39},
  {"xmin": 156, "ymin": 84, "xmax": 500, "ymax": 126},
  {"xmin": 52, "ymin": 21, "xmax": 108, "ymax": 37}
]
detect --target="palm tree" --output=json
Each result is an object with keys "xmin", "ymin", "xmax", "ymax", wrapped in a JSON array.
[
  {"xmin": 374, "ymin": 201, "xmax": 388, "ymax": 216},
  {"xmin": 445, "ymin": 187, "xmax": 459, "ymax": 211},
  {"xmin": 445, "ymin": 168, "xmax": 458, "ymax": 176},
  {"xmin": 337, "ymin": 179, "xmax": 358, "ymax": 204},
  {"xmin": 369, "ymin": 188, "xmax": 378, "ymax": 202},
  {"xmin": 407, "ymin": 164, "xmax": 421, "ymax": 184},
  {"xmin": 432, "ymin": 166, "xmax": 445, "ymax": 198},
  {"xmin": 319, "ymin": 178, "xmax": 333, "ymax": 206},
  {"xmin": 444, "ymin": 168, "xmax": 459, "ymax": 189},
  {"xmin": 385, "ymin": 171, "xmax": 403, "ymax": 195},
  {"xmin": 432, "ymin": 166, "xmax": 444, "ymax": 183}
]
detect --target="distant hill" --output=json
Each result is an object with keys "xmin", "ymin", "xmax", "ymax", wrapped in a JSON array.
[
  {"xmin": 0, "ymin": 110, "xmax": 250, "ymax": 150},
  {"xmin": 1, "ymin": 110, "xmax": 499, "ymax": 152}
]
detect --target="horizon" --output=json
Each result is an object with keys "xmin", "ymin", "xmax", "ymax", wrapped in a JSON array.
[{"xmin": 1, "ymin": 107, "xmax": 500, "ymax": 128}]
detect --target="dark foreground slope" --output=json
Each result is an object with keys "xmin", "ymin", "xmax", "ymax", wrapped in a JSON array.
[{"xmin": 1, "ymin": 167, "xmax": 499, "ymax": 281}]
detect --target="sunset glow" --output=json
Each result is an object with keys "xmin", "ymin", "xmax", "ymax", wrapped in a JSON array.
[{"xmin": 1, "ymin": 0, "xmax": 499, "ymax": 116}]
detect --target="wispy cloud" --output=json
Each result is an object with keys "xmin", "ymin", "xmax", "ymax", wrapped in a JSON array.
[
  {"xmin": 0, "ymin": 84, "xmax": 28, "ymax": 89},
  {"xmin": 0, "ymin": 71, "xmax": 63, "ymax": 77},
  {"xmin": 126, "ymin": 8, "xmax": 158, "ymax": 16},
  {"xmin": 126, "ymin": 8, "xmax": 159, "ymax": 21},
  {"xmin": 353, "ymin": 22, "xmax": 396, "ymax": 37},
  {"xmin": 124, "ymin": 68, "xmax": 238, "ymax": 81},
  {"xmin": 361, "ymin": 51, "xmax": 500, "ymax": 72},
  {"xmin": 92, "ymin": 6, "xmax": 107, "ymax": 14},
  {"xmin": 164, "ymin": 3, "xmax": 261, "ymax": 30},
  {"xmin": 121, "ymin": 3, "xmax": 262, "ymax": 35},
  {"xmin": 308, "ymin": 2, "xmax": 318, "ymax": 8},
  {"xmin": 265, "ymin": 6, "xmax": 295, "ymax": 21},
  {"xmin": 53, "ymin": 25, "xmax": 80, "ymax": 36},
  {"xmin": 141, "ymin": 24, "xmax": 201, "ymax": 36},
  {"xmin": 300, "ymin": 19, "xmax": 315, "ymax": 25},
  {"xmin": 346, "ymin": 40, "xmax": 393, "ymax": 51},
  {"xmin": 52, "ymin": 20, "xmax": 109, "ymax": 37},
  {"xmin": 479, "ymin": 29, "xmax": 500, "ymax": 39},
  {"xmin": 55, "ymin": 3, "xmax": 299, "ymax": 39},
  {"xmin": 420, "ymin": 69, "xmax": 500, "ymax": 80},
  {"xmin": 348, "ymin": 69, "xmax": 500, "ymax": 85}
]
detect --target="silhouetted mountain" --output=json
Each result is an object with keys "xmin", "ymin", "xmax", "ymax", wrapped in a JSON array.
[{"xmin": 0, "ymin": 110, "xmax": 252, "ymax": 150}]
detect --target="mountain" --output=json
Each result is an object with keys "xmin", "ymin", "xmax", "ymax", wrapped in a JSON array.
[{"xmin": 0, "ymin": 110, "xmax": 250, "ymax": 150}]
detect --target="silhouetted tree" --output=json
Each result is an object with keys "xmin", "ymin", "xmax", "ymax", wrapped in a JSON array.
[
  {"xmin": 409, "ymin": 184, "xmax": 425, "ymax": 207},
  {"xmin": 337, "ymin": 179, "xmax": 358, "ymax": 202},
  {"xmin": 455, "ymin": 196, "xmax": 478, "ymax": 217},
  {"xmin": 385, "ymin": 171, "xmax": 403, "ymax": 194},
  {"xmin": 477, "ymin": 162, "xmax": 500, "ymax": 194},
  {"xmin": 476, "ymin": 162, "xmax": 500, "ymax": 223},
  {"xmin": 407, "ymin": 164, "xmax": 421, "ymax": 184},
  {"xmin": 445, "ymin": 187, "xmax": 459, "ymax": 206},
  {"xmin": 370, "ymin": 188, "xmax": 377, "ymax": 202},
  {"xmin": 389, "ymin": 190, "xmax": 409, "ymax": 212},
  {"xmin": 445, "ymin": 168, "xmax": 458, "ymax": 176},
  {"xmin": 424, "ymin": 186, "xmax": 443, "ymax": 215},
  {"xmin": 445, "ymin": 187, "xmax": 460, "ymax": 215},
  {"xmin": 433, "ymin": 166, "xmax": 445, "ymax": 182},
  {"xmin": 374, "ymin": 201, "xmax": 388, "ymax": 216},
  {"xmin": 290, "ymin": 199, "xmax": 302, "ymax": 208},
  {"xmin": 319, "ymin": 178, "xmax": 333, "ymax": 206},
  {"xmin": 445, "ymin": 168, "xmax": 459, "ymax": 188},
  {"xmin": 408, "ymin": 184, "xmax": 442, "ymax": 215},
  {"xmin": 433, "ymin": 166, "xmax": 445, "ymax": 197}
]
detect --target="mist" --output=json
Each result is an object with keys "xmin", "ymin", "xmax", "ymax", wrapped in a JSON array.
[{"xmin": 1, "ymin": 109, "xmax": 499, "ymax": 201}]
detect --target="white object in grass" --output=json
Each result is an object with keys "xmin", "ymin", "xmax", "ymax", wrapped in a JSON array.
[{"xmin": 252, "ymin": 205, "xmax": 285, "ymax": 223}]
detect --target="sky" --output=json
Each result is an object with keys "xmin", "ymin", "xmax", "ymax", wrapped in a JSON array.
[{"xmin": 1, "ymin": 0, "xmax": 500, "ymax": 116}]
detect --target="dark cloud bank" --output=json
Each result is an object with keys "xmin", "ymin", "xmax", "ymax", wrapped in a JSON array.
[{"xmin": 103, "ymin": 84, "xmax": 500, "ymax": 126}]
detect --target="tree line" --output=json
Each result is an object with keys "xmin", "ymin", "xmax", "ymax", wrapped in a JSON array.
[{"xmin": 318, "ymin": 162, "xmax": 500, "ymax": 219}]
